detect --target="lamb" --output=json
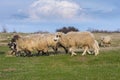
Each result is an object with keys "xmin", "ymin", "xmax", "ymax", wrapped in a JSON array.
[
  {"xmin": 54, "ymin": 31, "xmax": 99, "ymax": 56},
  {"xmin": 100, "ymin": 36, "xmax": 111, "ymax": 47}
]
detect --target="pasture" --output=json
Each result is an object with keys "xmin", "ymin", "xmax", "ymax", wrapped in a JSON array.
[{"xmin": 0, "ymin": 33, "xmax": 120, "ymax": 80}]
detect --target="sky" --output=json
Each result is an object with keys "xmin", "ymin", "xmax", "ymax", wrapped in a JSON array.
[{"xmin": 0, "ymin": 0, "xmax": 120, "ymax": 33}]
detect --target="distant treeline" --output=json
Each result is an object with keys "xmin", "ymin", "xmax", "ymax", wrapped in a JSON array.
[
  {"xmin": 87, "ymin": 28, "xmax": 120, "ymax": 33},
  {"xmin": 0, "ymin": 25, "xmax": 120, "ymax": 33},
  {"xmin": 56, "ymin": 26, "xmax": 120, "ymax": 33}
]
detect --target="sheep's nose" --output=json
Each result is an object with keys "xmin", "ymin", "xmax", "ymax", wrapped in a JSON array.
[
  {"xmin": 54, "ymin": 39, "xmax": 57, "ymax": 41},
  {"xmin": 8, "ymin": 43, "xmax": 10, "ymax": 46}
]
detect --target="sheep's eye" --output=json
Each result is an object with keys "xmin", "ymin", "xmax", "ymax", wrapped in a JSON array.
[
  {"xmin": 59, "ymin": 35, "xmax": 61, "ymax": 37},
  {"xmin": 56, "ymin": 35, "xmax": 59, "ymax": 37}
]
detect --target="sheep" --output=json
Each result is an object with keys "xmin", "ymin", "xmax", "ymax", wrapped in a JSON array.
[
  {"xmin": 54, "ymin": 31, "xmax": 99, "ymax": 56},
  {"xmin": 28, "ymin": 33, "xmax": 67, "ymax": 55},
  {"xmin": 9, "ymin": 35, "xmax": 32, "ymax": 56},
  {"xmin": 9, "ymin": 33, "xmax": 59, "ymax": 56},
  {"xmin": 99, "ymin": 36, "xmax": 111, "ymax": 47},
  {"xmin": 9, "ymin": 34, "xmax": 47, "ymax": 56},
  {"xmin": 29, "ymin": 33, "xmax": 58, "ymax": 55},
  {"xmin": 43, "ymin": 34, "xmax": 58, "ymax": 53},
  {"xmin": 33, "ymin": 33, "xmax": 59, "ymax": 55},
  {"xmin": 44, "ymin": 34, "xmax": 69, "ymax": 54}
]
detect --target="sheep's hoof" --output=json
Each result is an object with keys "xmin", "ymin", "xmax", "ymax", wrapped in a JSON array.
[
  {"xmin": 95, "ymin": 54, "xmax": 98, "ymax": 56},
  {"xmin": 74, "ymin": 54, "xmax": 77, "ymax": 56},
  {"xmin": 71, "ymin": 54, "xmax": 77, "ymax": 57},
  {"xmin": 82, "ymin": 54, "xmax": 85, "ymax": 56}
]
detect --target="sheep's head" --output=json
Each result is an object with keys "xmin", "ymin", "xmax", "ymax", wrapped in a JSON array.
[
  {"xmin": 7, "ymin": 35, "xmax": 20, "ymax": 51},
  {"xmin": 11, "ymin": 35, "xmax": 21, "ymax": 42},
  {"xmin": 54, "ymin": 32, "xmax": 64, "ymax": 42}
]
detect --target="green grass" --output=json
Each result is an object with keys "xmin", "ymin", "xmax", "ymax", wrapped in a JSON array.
[{"xmin": 0, "ymin": 46, "xmax": 120, "ymax": 80}]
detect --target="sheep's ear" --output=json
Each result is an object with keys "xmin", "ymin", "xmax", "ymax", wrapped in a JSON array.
[
  {"xmin": 12, "ymin": 34, "xmax": 21, "ymax": 41},
  {"xmin": 15, "ymin": 35, "xmax": 21, "ymax": 40}
]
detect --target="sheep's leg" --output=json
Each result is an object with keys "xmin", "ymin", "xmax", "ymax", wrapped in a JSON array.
[
  {"xmin": 25, "ymin": 50, "xmax": 32, "ymax": 57},
  {"xmin": 69, "ymin": 48, "xmax": 77, "ymax": 56},
  {"xmin": 94, "ymin": 41, "xmax": 99, "ymax": 56},
  {"xmin": 94, "ymin": 48, "xmax": 99, "ymax": 56},
  {"xmin": 36, "ymin": 50, "xmax": 41, "ymax": 56},
  {"xmin": 59, "ymin": 44, "xmax": 68, "ymax": 54},
  {"xmin": 65, "ymin": 48, "xmax": 69, "ymax": 54},
  {"xmin": 100, "ymin": 42, "xmax": 106, "ymax": 47},
  {"xmin": 52, "ymin": 47, "xmax": 58, "ymax": 55},
  {"xmin": 87, "ymin": 49, "xmax": 92, "ymax": 54},
  {"xmin": 24, "ymin": 50, "xmax": 28, "ymax": 56},
  {"xmin": 82, "ymin": 46, "xmax": 92, "ymax": 55},
  {"xmin": 11, "ymin": 50, "xmax": 15, "ymax": 55},
  {"xmin": 72, "ymin": 51, "xmax": 77, "ymax": 56},
  {"xmin": 43, "ymin": 48, "xmax": 49, "ymax": 56},
  {"xmin": 15, "ymin": 51, "xmax": 21, "ymax": 57},
  {"xmin": 82, "ymin": 46, "xmax": 88, "ymax": 56},
  {"xmin": 108, "ymin": 42, "xmax": 111, "ymax": 47},
  {"xmin": 41, "ymin": 51, "xmax": 46, "ymax": 56}
]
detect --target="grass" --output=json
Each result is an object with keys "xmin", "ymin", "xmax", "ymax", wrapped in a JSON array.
[
  {"xmin": 0, "ymin": 46, "xmax": 120, "ymax": 80},
  {"xmin": 94, "ymin": 33, "xmax": 120, "ymax": 47}
]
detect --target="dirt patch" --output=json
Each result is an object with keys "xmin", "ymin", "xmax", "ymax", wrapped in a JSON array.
[{"xmin": 2, "ymin": 68, "xmax": 16, "ymax": 72}]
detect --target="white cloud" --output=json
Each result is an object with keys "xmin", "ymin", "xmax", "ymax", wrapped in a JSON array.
[{"xmin": 28, "ymin": 0, "xmax": 82, "ymax": 20}]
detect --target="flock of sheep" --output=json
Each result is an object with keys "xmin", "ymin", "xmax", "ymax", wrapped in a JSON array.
[{"xmin": 7, "ymin": 31, "xmax": 111, "ymax": 57}]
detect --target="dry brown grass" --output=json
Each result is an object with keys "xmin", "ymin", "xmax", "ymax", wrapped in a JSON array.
[{"xmin": 94, "ymin": 33, "xmax": 120, "ymax": 47}]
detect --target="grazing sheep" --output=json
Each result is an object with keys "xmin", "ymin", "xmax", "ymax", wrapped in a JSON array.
[
  {"xmin": 54, "ymin": 32, "xmax": 99, "ymax": 56},
  {"xmin": 100, "ymin": 36, "xmax": 111, "ymax": 47}
]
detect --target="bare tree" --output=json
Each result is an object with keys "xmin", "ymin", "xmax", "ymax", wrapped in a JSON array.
[
  {"xmin": 1, "ymin": 25, "xmax": 8, "ymax": 33},
  {"xmin": 12, "ymin": 28, "xmax": 17, "ymax": 33}
]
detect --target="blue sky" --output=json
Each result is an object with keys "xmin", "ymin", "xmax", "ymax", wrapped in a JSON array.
[{"xmin": 0, "ymin": 0, "xmax": 120, "ymax": 33}]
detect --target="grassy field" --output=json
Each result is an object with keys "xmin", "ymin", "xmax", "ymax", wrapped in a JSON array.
[
  {"xmin": 0, "ymin": 46, "xmax": 120, "ymax": 80},
  {"xmin": 0, "ymin": 33, "xmax": 120, "ymax": 80}
]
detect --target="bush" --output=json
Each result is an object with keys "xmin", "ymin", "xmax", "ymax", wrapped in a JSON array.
[{"xmin": 56, "ymin": 26, "xmax": 79, "ymax": 34}]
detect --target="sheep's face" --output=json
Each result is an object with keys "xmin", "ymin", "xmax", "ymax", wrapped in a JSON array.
[
  {"xmin": 8, "ymin": 35, "xmax": 19, "ymax": 50},
  {"xmin": 54, "ymin": 32, "xmax": 63, "ymax": 42},
  {"xmin": 8, "ymin": 42, "xmax": 16, "ymax": 50},
  {"xmin": 11, "ymin": 35, "xmax": 20, "ymax": 42}
]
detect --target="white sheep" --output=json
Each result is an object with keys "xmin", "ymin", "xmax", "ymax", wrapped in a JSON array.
[
  {"xmin": 100, "ymin": 36, "xmax": 111, "ymax": 47},
  {"xmin": 54, "ymin": 31, "xmax": 99, "ymax": 56},
  {"xmin": 9, "ymin": 34, "xmax": 58, "ymax": 56}
]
